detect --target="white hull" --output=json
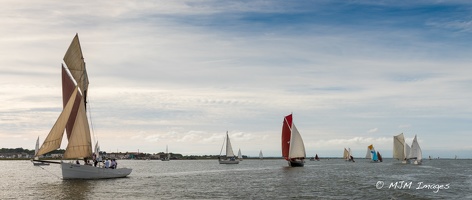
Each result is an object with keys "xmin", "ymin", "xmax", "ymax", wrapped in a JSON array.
[
  {"xmin": 218, "ymin": 160, "xmax": 239, "ymax": 164},
  {"xmin": 411, "ymin": 159, "xmax": 422, "ymax": 165},
  {"xmin": 61, "ymin": 162, "xmax": 132, "ymax": 180}
]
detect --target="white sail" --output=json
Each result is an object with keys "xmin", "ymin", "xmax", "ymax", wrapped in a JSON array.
[
  {"xmin": 259, "ymin": 150, "xmax": 263, "ymax": 159},
  {"xmin": 393, "ymin": 133, "xmax": 406, "ymax": 160},
  {"xmin": 365, "ymin": 147, "xmax": 371, "ymax": 159},
  {"xmin": 409, "ymin": 135, "xmax": 422, "ymax": 161},
  {"xmin": 225, "ymin": 132, "xmax": 235, "ymax": 157},
  {"xmin": 288, "ymin": 124, "xmax": 306, "ymax": 158},
  {"xmin": 405, "ymin": 143, "xmax": 411, "ymax": 159},
  {"xmin": 34, "ymin": 137, "xmax": 40, "ymax": 160},
  {"xmin": 237, "ymin": 149, "xmax": 242, "ymax": 159},
  {"xmin": 343, "ymin": 148, "xmax": 349, "ymax": 159}
]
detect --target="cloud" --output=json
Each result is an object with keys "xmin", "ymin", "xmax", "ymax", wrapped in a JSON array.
[{"xmin": 368, "ymin": 128, "xmax": 378, "ymax": 133}]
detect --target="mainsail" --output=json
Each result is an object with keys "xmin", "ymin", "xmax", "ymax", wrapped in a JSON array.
[
  {"xmin": 225, "ymin": 132, "xmax": 235, "ymax": 158},
  {"xmin": 281, "ymin": 114, "xmax": 292, "ymax": 160},
  {"xmin": 343, "ymin": 148, "xmax": 349, "ymax": 160},
  {"xmin": 409, "ymin": 135, "xmax": 422, "ymax": 161},
  {"xmin": 393, "ymin": 133, "xmax": 406, "ymax": 160}
]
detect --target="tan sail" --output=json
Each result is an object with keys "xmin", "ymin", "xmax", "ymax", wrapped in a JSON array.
[
  {"xmin": 63, "ymin": 34, "xmax": 89, "ymax": 96},
  {"xmin": 36, "ymin": 87, "xmax": 79, "ymax": 156},
  {"xmin": 63, "ymin": 94, "xmax": 92, "ymax": 159}
]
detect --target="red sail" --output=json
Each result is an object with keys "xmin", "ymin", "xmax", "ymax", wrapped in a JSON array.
[
  {"xmin": 281, "ymin": 114, "xmax": 293, "ymax": 160},
  {"xmin": 62, "ymin": 65, "xmax": 82, "ymax": 140}
]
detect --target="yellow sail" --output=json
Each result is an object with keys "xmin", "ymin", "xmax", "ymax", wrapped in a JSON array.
[{"xmin": 36, "ymin": 87, "xmax": 79, "ymax": 156}]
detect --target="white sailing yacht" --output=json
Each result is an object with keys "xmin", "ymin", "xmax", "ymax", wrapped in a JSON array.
[
  {"xmin": 237, "ymin": 148, "xmax": 243, "ymax": 161},
  {"xmin": 259, "ymin": 150, "xmax": 263, "ymax": 160},
  {"xmin": 408, "ymin": 135, "xmax": 422, "ymax": 165},
  {"xmin": 218, "ymin": 132, "xmax": 239, "ymax": 164},
  {"xmin": 32, "ymin": 137, "xmax": 49, "ymax": 166},
  {"xmin": 161, "ymin": 145, "xmax": 170, "ymax": 161},
  {"xmin": 34, "ymin": 34, "xmax": 132, "ymax": 179}
]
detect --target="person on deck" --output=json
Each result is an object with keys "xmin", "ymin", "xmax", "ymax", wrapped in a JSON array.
[
  {"xmin": 76, "ymin": 160, "xmax": 80, "ymax": 164},
  {"xmin": 105, "ymin": 159, "xmax": 110, "ymax": 168},
  {"xmin": 110, "ymin": 159, "xmax": 116, "ymax": 169}
]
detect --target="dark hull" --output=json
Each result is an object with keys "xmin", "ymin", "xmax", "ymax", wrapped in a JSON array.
[{"xmin": 288, "ymin": 160, "xmax": 305, "ymax": 167}]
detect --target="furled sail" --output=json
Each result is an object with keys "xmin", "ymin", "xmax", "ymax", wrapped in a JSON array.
[{"xmin": 36, "ymin": 87, "xmax": 79, "ymax": 156}]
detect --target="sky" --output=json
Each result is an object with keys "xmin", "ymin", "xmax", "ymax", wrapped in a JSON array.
[{"xmin": 0, "ymin": 0, "xmax": 471, "ymax": 158}]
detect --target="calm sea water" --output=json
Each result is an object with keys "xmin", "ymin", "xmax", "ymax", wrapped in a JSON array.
[{"xmin": 0, "ymin": 159, "xmax": 470, "ymax": 199}]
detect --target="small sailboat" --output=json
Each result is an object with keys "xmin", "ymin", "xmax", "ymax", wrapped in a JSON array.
[
  {"xmin": 408, "ymin": 135, "xmax": 422, "ymax": 165},
  {"xmin": 259, "ymin": 150, "xmax": 263, "ymax": 160},
  {"xmin": 310, "ymin": 154, "xmax": 320, "ymax": 161},
  {"xmin": 161, "ymin": 145, "xmax": 170, "ymax": 161},
  {"xmin": 218, "ymin": 132, "xmax": 239, "ymax": 164},
  {"xmin": 32, "ymin": 137, "xmax": 50, "ymax": 166},
  {"xmin": 281, "ymin": 114, "xmax": 306, "ymax": 167},
  {"xmin": 344, "ymin": 148, "xmax": 354, "ymax": 162},
  {"xmin": 237, "ymin": 149, "xmax": 243, "ymax": 161},
  {"xmin": 34, "ymin": 34, "xmax": 132, "ymax": 179},
  {"xmin": 393, "ymin": 133, "xmax": 410, "ymax": 164},
  {"xmin": 367, "ymin": 144, "xmax": 382, "ymax": 163}
]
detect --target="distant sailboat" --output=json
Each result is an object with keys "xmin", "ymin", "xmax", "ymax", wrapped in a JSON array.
[
  {"xmin": 393, "ymin": 133, "xmax": 410, "ymax": 164},
  {"xmin": 281, "ymin": 114, "xmax": 306, "ymax": 167},
  {"xmin": 237, "ymin": 149, "xmax": 243, "ymax": 161},
  {"xmin": 344, "ymin": 148, "xmax": 354, "ymax": 162},
  {"xmin": 161, "ymin": 145, "xmax": 170, "ymax": 161},
  {"xmin": 34, "ymin": 34, "xmax": 132, "ymax": 179},
  {"xmin": 310, "ymin": 154, "xmax": 320, "ymax": 161},
  {"xmin": 377, "ymin": 151, "xmax": 383, "ymax": 162},
  {"xmin": 259, "ymin": 150, "xmax": 263, "ymax": 160},
  {"xmin": 408, "ymin": 135, "xmax": 422, "ymax": 165},
  {"xmin": 218, "ymin": 132, "xmax": 239, "ymax": 164},
  {"xmin": 367, "ymin": 144, "xmax": 382, "ymax": 163},
  {"xmin": 32, "ymin": 137, "xmax": 49, "ymax": 166}
]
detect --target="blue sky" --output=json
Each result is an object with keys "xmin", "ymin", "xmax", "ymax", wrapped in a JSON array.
[{"xmin": 0, "ymin": 1, "xmax": 471, "ymax": 158}]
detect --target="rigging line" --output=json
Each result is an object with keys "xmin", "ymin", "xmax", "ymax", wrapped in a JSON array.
[
  {"xmin": 219, "ymin": 136, "xmax": 226, "ymax": 156},
  {"xmin": 39, "ymin": 165, "xmax": 62, "ymax": 180},
  {"xmin": 87, "ymin": 93, "xmax": 97, "ymax": 145}
]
